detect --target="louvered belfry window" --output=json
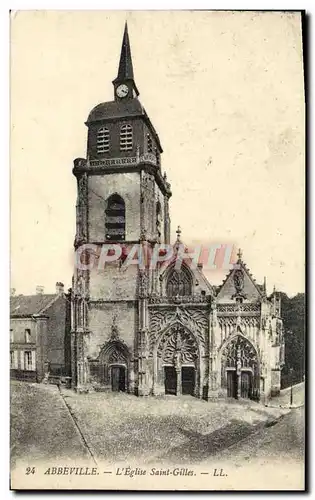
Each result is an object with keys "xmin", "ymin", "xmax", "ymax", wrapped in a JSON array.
[
  {"xmin": 105, "ymin": 194, "xmax": 126, "ymax": 241},
  {"xmin": 97, "ymin": 127, "xmax": 110, "ymax": 153},
  {"xmin": 120, "ymin": 124, "xmax": 133, "ymax": 151}
]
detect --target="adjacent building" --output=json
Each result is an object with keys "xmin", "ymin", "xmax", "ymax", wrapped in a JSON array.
[{"xmin": 10, "ymin": 283, "xmax": 71, "ymax": 382}]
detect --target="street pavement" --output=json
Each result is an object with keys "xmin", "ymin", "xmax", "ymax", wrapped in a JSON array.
[
  {"xmin": 10, "ymin": 380, "xmax": 304, "ymax": 489},
  {"xmin": 10, "ymin": 381, "xmax": 91, "ymax": 469}
]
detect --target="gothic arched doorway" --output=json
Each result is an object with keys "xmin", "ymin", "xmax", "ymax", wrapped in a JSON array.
[
  {"xmin": 97, "ymin": 340, "xmax": 129, "ymax": 392},
  {"xmin": 155, "ymin": 324, "xmax": 200, "ymax": 397},
  {"xmin": 220, "ymin": 335, "xmax": 260, "ymax": 400}
]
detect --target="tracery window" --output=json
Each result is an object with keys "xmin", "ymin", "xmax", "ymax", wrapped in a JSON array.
[{"xmin": 166, "ymin": 267, "xmax": 192, "ymax": 297}]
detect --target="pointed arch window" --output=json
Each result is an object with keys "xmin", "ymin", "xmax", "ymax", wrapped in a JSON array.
[
  {"xmin": 166, "ymin": 267, "xmax": 193, "ymax": 297},
  {"xmin": 97, "ymin": 127, "xmax": 110, "ymax": 153},
  {"xmin": 147, "ymin": 134, "xmax": 153, "ymax": 153},
  {"xmin": 105, "ymin": 194, "xmax": 126, "ymax": 241},
  {"xmin": 120, "ymin": 124, "xmax": 133, "ymax": 151}
]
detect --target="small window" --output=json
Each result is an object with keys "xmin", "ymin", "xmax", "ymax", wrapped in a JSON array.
[
  {"xmin": 147, "ymin": 134, "xmax": 153, "ymax": 153},
  {"xmin": 120, "ymin": 124, "xmax": 133, "ymax": 151},
  {"xmin": 25, "ymin": 329, "xmax": 31, "ymax": 343},
  {"xmin": 24, "ymin": 351, "xmax": 32, "ymax": 370},
  {"xmin": 97, "ymin": 127, "xmax": 110, "ymax": 154},
  {"xmin": 10, "ymin": 329, "xmax": 14, "ymax": 343}
]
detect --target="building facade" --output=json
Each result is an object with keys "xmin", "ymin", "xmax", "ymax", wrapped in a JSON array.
[
  {"xmin": 10, "ymin": 283, "xmax": 71, "ymax": 382},
  {"xmin": 71, "ymin": 24, "xmax": 284, "ymax": 401}
]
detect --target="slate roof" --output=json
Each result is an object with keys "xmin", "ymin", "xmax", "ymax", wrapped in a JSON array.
[
  {"xmin": 87, "ymin": 99, "xmax": 145, "ymax": 123},
  {"xmin": 115, "ymin": 22, "xmax": 135, "ymax": 83},
  {"xmin": 86, "ymin": 99, "xmax": 163, "ymax": 152},
  {"xmin": 10, "ymin": 294, "xmax": 58, "ymax": 318}
]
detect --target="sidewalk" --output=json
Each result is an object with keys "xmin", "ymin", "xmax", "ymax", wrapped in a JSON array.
[{"xmin": 265, "ymin": 382, "xmax": 305, "ymax": 409}]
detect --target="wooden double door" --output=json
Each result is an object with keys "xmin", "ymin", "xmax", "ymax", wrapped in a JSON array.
[
  {"xmin": 227, "ymin": 370, "xmax": 253, "ymax": 399},
  {"xmin": 164, "ymin": 366, "xmax": 195, "ymax": 396}
]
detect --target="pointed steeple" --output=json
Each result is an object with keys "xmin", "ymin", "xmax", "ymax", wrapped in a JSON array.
[
  {"xmin": 113, "ymin": 22, "xmax": 139, "ymax": 97},
  {"xmin": 117, "ymin": 22, "xmax": 134, "ymax": 81}
]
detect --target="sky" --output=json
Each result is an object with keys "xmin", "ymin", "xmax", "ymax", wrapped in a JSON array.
[{"xmin": 10, "ymin": 10, "xmax": 305, "ymax": 297}]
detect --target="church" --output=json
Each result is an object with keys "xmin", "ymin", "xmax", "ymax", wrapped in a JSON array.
[{"xmin": 70, "ymin": 23, "xmax": 284, "ymax": 402}]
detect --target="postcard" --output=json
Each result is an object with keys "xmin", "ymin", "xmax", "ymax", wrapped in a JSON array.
[{"xmin": 10, "ymin": 10, "xmax": 305, "ymax": 491}]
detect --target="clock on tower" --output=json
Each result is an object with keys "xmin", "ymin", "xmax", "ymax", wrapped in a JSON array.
[{"xmin": 112, "ymin": 23, "xmax": 139, "ymax": 101}]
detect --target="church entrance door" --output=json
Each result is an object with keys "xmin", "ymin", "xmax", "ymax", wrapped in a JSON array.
[
  {"xmin": 241, "ymin": 371, "xmax": 252, "ymax": 399},
  {"xmin": 111, "ymin": 365, "xmax": 126, "ymax": 392},
  {"xmin": 227, "ymin": 370, "xmax": 237, "ymax": 398},
  {"xmin": 181, "ymin": 366, "xmax": 195, "ymax": 395},
  {"xmin": 164, "ymin": 366, "xmax": 177, "ymax": 395},
  {"xmin": 221, "ymin": 335, "xmax": 259, "ymax": 400}
]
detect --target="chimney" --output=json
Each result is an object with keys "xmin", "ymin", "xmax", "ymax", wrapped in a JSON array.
[
  {"xmin": 10, "ymin": 288, "xmax": 16, "ymax": 296},
  {"xmin": 36, "ymin": 285, "xmax": 44, "ymax": 295},
  {"xmin": 56, "ymin": 282, "xmax": 64, "ymax": 295}
]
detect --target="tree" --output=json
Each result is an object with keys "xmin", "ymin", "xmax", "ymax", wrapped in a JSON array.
[{"xmin": 278, "ymin": 292, "xmax": 305, "ymax": 388}]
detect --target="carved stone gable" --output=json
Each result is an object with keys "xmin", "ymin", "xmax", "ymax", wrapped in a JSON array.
[
  {"xmin": 157, "ymin": 324, "xmax": 198, "ymax": 364},
  {"xmin": 149, "ymin": 306, "xmax": 207, "ymax": 354}
]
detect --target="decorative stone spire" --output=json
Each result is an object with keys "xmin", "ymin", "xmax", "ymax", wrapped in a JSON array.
[{"xmin": 176, "ymin": 225, "xmax": 182, "ymax": 243}]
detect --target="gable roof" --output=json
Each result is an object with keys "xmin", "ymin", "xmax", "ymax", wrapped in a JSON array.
[
  {"xmin": 216, "ymin": 253, "xmax": 264, "ymax": 302},
  {"xmin": 10, "ymin": 294, "xmax": 60, "ymax": 318}
]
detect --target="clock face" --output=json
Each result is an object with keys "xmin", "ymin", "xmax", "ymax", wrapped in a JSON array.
[{"xmin": 116, "ymin": 84, "xmax": 129, "ymax": 98}]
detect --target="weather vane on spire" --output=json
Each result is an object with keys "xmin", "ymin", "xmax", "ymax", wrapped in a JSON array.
[{"xmin": 237, "ymin": 248, "xmax": 243, "ymax": 261}]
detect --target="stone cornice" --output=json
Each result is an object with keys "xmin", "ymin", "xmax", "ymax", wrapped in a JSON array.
[{"xmin": 72, "ymin": 156, "xmax": 172, "ymax": 197}]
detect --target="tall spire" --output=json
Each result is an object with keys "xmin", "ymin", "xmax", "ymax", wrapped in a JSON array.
[
  {"xmin": 113, "ymin": 22, "xmax": 139, "ymax": 96},
  {"xmin": 117, "ymin": 22, "xmax": 134, "ymax": 81}
]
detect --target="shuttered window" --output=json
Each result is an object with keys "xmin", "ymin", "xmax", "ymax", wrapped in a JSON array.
[
  {"xmin": 120, "ymin": 124, "xmax": 133, "ymax": 151},
  {"xmin": 97, "ymin": 127, "xmax": 110, "ymax": 153},
  {"xmin": 105, "ymin": 194, "xmax": 126, "ymax": 241}
]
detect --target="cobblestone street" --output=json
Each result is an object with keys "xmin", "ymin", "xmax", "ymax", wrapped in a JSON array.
[
  {"xmin": 11, "ymin": 381, "xmax": 294, "ymax": 468},
  {"xmin": 10, "ymin": 381, "xmax": 91, "ymax": 469}
]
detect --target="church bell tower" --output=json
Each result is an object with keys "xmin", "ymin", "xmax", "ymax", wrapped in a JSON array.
[{"xmin": 71, "ymin": 23, "xmax": 172, "ymax": 393}]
